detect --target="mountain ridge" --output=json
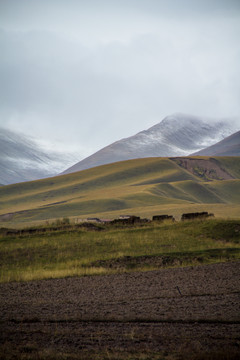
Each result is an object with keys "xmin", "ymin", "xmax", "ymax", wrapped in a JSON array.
[
  {"xmin": 0, "ymin": 127, "xmax": 77, "ymax": 185},
  {"xmin": 191, "ymin": 130, "xmax": 240, "ymax": 156},
  {"xmin": 62, "ymin": 113, "xmax": 239, "ymax": 175}
]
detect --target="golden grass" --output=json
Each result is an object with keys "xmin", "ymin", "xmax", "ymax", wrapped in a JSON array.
[
  {"xmin": 0, "ymin": 157, "xmax": 240, "ymax": 228},
  {"xmin": 1, "ymin": 266, "xmax": 110, "ymax": 283}
]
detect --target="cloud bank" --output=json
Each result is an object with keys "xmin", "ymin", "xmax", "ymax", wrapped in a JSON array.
[{"xmin": 0, "ymin": 0, "xmax": 240, "ymax": 158}]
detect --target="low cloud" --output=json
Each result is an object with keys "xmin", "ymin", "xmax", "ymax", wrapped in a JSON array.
[{"xmin": 0, "ymin": 0, "xmax": 240, "ymax": 158}]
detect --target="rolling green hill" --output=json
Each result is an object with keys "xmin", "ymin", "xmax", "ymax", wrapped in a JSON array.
[{"xmin": 0, "ymin": 156, "xmax": 240, "ymax": 226}]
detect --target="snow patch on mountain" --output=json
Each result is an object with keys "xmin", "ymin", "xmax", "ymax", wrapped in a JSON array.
[
  {"xmin": 62, "ymin": 113, "xmax": 239, "ymax": 175},
  {"xmin": 0, "ymin": 128, "xmax": 79, "ymax": 185}
]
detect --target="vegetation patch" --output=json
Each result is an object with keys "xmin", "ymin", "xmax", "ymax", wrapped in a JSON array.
[
  {"xmin": 89, "ymin": 248, "xmax": 240, "ymax": 271},
  {"xmin": 0, "ymin": 219, "xmax": 239, "ymax": 283},
  {"xmin": 197, "ymin": 220, "xmax": 240, "ymax": 243}
]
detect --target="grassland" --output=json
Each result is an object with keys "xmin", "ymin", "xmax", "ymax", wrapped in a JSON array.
[
  {"xmin": 0, "ymin": 156, "xmax": 240, "ymax": 227},
  {"xmin": 0, "ymin": 218, "xmax": 239, "ymax": 283},
  {"xmin": 0, "ymin": 156, "xmax": 239, "ymax": 283}
]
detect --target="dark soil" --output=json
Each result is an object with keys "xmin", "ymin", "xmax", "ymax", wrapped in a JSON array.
[
  {"xmin": 0, "ymin": 262, "xmax": 240, "ymax": 359},
  {"xmin": 171, "ymin": 157, "xmax": 235, "ymax": 181}
]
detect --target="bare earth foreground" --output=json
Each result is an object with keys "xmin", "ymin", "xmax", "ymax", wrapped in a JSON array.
[{"xmin": 1, "ymin": 262, "xmax": 240, "ymax": 359}]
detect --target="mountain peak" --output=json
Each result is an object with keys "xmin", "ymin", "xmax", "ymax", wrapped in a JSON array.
[{"xmin": 62, "ymin": 114, "xmax": 239, "ymax": 175}]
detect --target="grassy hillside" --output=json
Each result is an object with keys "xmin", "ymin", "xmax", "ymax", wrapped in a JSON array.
[
  {"xmin": 0, "ymin": 156, "xmax": 240, "ymax": 227},
  {"xmin": 214, "ymin": 156, "xmax": 240, "ymax": 178}
]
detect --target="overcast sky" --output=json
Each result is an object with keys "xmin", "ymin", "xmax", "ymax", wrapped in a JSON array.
[{"xmin": 0, "ymin": 0, "xmax": 240, "ymax": 159}]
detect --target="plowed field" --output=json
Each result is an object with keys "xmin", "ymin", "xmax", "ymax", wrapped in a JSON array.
[{"xmin": 1, "ymin": 261, "xmax": 240, "ymax": 359}]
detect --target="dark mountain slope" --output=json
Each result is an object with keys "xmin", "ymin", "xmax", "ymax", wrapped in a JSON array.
[{"xmin": 191, "ymin": 130, "xmax": 240, "ymax": 156}]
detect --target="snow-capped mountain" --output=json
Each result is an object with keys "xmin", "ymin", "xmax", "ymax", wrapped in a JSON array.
[
  {"xmin": 191, "ymin": 130, "xmax": 240, "ymax": 156},
  {"xmin": 0, "ymin": 128, "xmax": 77, "ymax": 185},
  {"xmin": 62, "ymin": 113, "xmax": 239, "ymax": 174}
]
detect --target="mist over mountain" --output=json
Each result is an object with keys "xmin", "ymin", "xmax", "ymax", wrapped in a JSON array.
[
  {"xmin": 0, "ymin": 128, "xmax": 77, "ymax": 185},
  {"xmin": 62, "ymin": 114, "xmax": 239, "ymax": 175},
  {"xmin": 191, "ymin": 130, "xmax": 240, "ymax": 156},
  {"xmin": 2, "ymin": 114, "xmax": 239, "ymax": 185}
]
